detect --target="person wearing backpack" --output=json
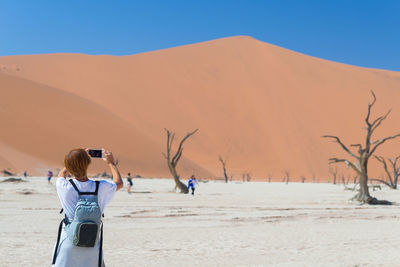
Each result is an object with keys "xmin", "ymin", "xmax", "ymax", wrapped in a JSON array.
[{"xmin": 52, "ymin": 148, "xmax": 123, "ymax": 267}]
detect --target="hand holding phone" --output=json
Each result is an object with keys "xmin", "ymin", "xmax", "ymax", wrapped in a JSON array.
[{"xmin": 102, "ymin": 150, "xmax": 116, "ymax": 165}]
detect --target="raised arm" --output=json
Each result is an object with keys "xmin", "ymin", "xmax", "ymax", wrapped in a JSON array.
[
  {"xmin": 103, "ymin": 150, "xmax": 124, "ymax": 191},
  {"xmin": 58, "ymin": 167, "xmax": 69, "ymax": 178}
]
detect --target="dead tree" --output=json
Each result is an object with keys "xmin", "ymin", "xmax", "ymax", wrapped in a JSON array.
[
  {"xmin": 341, "ymin": 174, "xmax": 348, "ymax": 185},
  {"xmin": 218, "ymin": 156, "xmax": 229, "ymax": 183},
  {"xmin": 267, "ymin": 173, "xmax": 273, "ymax": 183},
  {"xmin": 241, "ymin": 172, "xmax": 251, "ymax": 182},
  {"xmin": 246, "ymin": 173, "xmax": 252, "ymax": 182},
  {"xmin": 372, "ymin": 155, "xmax": 400, "ymax": 189},
  {"xmin": 329, "ymin": 167, "xmax": 338, "ymax": 184},
  {"xmin": 323, "ymin": 91, "xmax": 400, "ymax": 204},
  {"xmin": 283, "ymin": 170, "xmax": 290, "ymax": 184},
  {"xmin": 1, "ymin": 169, "xmax": 14, "ymax": 176},
  {"xmin": 163, "ymin": 128, "xmax": 198, "ymax": 193}
]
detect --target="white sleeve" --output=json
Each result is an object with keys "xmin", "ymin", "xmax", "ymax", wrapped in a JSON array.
[
  {"xmin": 56, "ymin": 177, "xmax": 69, "ymax": 188},
  {"xmin": 99, "ymin": 180, "xmax": 117, "ymax": 211},
  {"xmin": 56, "ymin": 177, "xmax": 69, "ymax": 199}
]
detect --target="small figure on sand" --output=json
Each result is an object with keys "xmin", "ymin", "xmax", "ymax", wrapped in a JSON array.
[
  {"xmin": 127, "ymin": 172, "xmax": 133, "ymax": 194},
  {"xmin": 47, "ymin": 170, "xmax": 53, "ymax": 184},
  {"xmin": 187, "ymin": 175, "xmax": 198, "ymax": 195},
  {"xmin": 23, "ymin": 171, "xmax": 27, "ymax": 178}
]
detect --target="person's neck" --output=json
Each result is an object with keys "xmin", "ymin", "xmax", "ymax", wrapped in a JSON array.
[{"xmin": 75, "ymin": 176, "xmax": 89, "ymax": 182}]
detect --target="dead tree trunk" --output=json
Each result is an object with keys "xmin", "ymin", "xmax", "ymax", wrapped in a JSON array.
[
  {"xmin": 218, "ymin": 156, "xmax": 229, "ymax": 183},
  {"xmin": 353, "ymin": 175, "xmax": 358, "ymax": 184},
  {"xmin": 389, "ymin": 156, "xmax": 400, "ymax": 188},
  {"xmin": 323, "ymin": 91, "xmax": 400, "ymax": 204},
  {"xmin": 284, "ymin": 170, "xmax": 290, "ymax": 184},
  {"xmin": 163, "ymin": 128, "xmax": 198, "ymax": 193},
  {"xmin": 346, "ymin": 175, "xmax": 350, "ymax": 185},
  {"xmin": 329, "ymin": 167, "xmax": 338, "ymax": 184},
  {"xmin": 372, "ymin": 155, "xmax": 400, "ymax": 189},
  {"xmin": 1, "ymin": 169, "xmax": 14, "ymax": 176},
  {"xmin": 246, "ymin": 173, "xmax": 252, "ymax": 182},
  {"xmin": 242, "ymin": 172, "xmax": 251, "ymax": 182},
  {"xmin": 267, "ymin": 173, "xmax": 273, "ymax": 183}
]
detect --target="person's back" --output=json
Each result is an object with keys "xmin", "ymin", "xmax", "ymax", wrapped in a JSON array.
[
  {"xmin": 56, "ymin": 179, "xmax": 116, "ymax": 221},
  {"xmin": 52, "ymin": 148, "xmax": 123, "ymax": 267}
]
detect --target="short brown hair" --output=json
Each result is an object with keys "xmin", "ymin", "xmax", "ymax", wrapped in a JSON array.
[{"xmin": 64, "ymin": 148, "xmax": 91, "ymax": 178}]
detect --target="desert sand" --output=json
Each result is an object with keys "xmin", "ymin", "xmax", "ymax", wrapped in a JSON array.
[
  {"xmin": 1, "ymin": 176, "xmax": 400, "ymax": 266},
  {"xmin": 1, "ymin": 36, "xmax": 400, "ymax": 180}
]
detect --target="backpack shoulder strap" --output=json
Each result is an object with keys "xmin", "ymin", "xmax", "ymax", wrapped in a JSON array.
[
  {"xmin": 52, "ymin": 218, "xmax": 65, "ymax": 264},
  {"xmin": 98, "ymin": 222, "xmax": 103, "ymax": 267},
  {"xmin": 69, "ymin": 179, "xmax": 100, "ymax": 195},
  {"xmin": 69, "ymin": 179, "xmax": 81, "ymax": 194},
  {"xmin": 94, "ymin": 180, "xmax": 100, "ymax": 195}
]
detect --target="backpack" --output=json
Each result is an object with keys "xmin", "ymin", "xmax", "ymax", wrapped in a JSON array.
[{"xmin": 52, "ymin": 180, "xmax": 104, "ymax": 266}]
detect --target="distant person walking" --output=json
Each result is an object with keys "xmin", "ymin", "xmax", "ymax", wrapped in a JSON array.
[
  {"xmin": 48, "ymin": 170, "xmax": 53, "ymax": 184},
  {"xmin": 24, "ymin": 171, "xmax": 27, "ymax": 178},
  {"xmin": 127, "ymin": 172, "xmax": 133, "ymax": 194},
  {"xmin": 187, "ymin": 175, "xmax": 198, "ymax": 195}
]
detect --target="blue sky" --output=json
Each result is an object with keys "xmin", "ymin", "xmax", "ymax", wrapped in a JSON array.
[{"xmin": 1, "ymin": 0, "xmax": 399, "ymax": 71}]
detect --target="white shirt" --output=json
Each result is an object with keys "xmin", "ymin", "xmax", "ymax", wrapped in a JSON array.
[{"xmin": 56, "ymin": 177, "xmax": 117, "ymax": 220}]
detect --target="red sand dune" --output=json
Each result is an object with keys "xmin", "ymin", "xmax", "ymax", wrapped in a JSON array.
[{"xmin": 1, "ymin": 36, "xmax": 400, "ymax": 181}]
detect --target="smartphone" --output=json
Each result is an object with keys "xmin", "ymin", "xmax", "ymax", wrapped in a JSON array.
[{"xmin": 88, "ymin": 149, "xmax": 103, "ymax": 158}]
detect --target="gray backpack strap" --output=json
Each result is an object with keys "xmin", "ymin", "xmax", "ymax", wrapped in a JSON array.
[
  {"xmin": 69, "ymin": 179, "xmax": 100, "ymax": 195},
  {"xmin": 52, "ymin": 218, "xmax": 64, "ymax": 264},
  {"xmin": 98, "ymin": 222, "xmax": 103, "ymax": 267},
  {"xmin": 69, "ymin": 179, "xmax": 81, "ymax": 194},
  {"xmin": 94, "ymin": 180, "xmax": 100, "ymax": 196}
]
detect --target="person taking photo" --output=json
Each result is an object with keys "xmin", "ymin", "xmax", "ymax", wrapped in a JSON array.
[{"xmin": 52, "ymin": 148, "xmax": 123, "ymax": 267}]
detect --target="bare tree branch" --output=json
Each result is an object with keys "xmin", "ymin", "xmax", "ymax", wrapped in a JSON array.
[
  {"xmin": 173, "ymin": 148, "xmax": 184, "ymax": 167},
  {"xmin": 328, "ymin": 158, "xmax": 362, "ymax": 175},
  {"xmin": 350, "ymin": 144, "xmax": 362, "ymax": 148},
  {"xmin": 376, "ymin": 155, "xmax": 400, "ymax": 189},
  {"xmin": 322, "ymin": 135, "xmax": 359, "ymax": 160},
  {"xmin": 370, "ymin": 134, "xmax": 400, "ymax": 156},
  {"xmin": 365, "ymin": 90, "xmax": 376, "ymax": 126},
  {"xmin": 388, "ymin": 156, "xmax": 400, "ymax": 172},
  {"xmin": 171, "ymin": 129, "xmax": 198, "ymax": 165},
  {"xmin": 371, "ymin": 109, "xmax": 391, "ymax": 132},
  {"xmin": 390, "ymin": 155, "xmax": 400, "ymax": 164},
  {"xmin": 374, "ymin": 155, "xmax": 392, "ymax": 183},
  {"xmin": 369, "ymin": 178, "xmax": 392, "ymax": 188}
]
